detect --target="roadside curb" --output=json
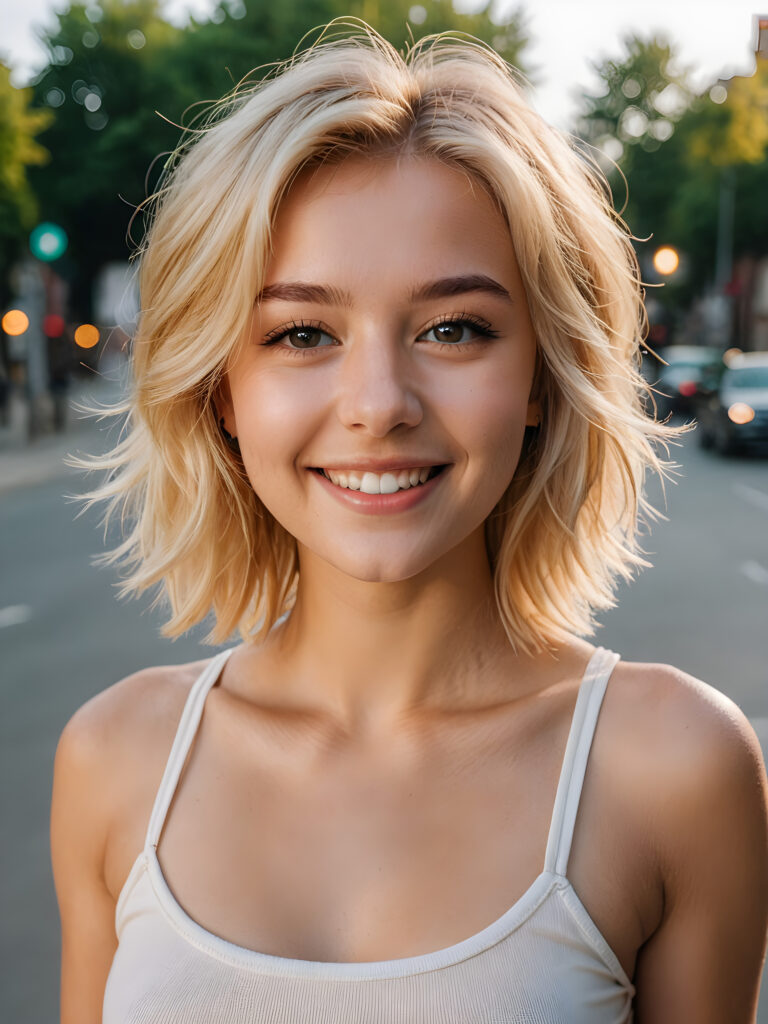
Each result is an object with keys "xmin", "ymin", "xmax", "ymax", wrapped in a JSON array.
[
  {"xmin": 0, "ymin": 428, "xmax": 100, "ymax": 495},
  {"xmin": 0, "ymin": 377, "xmax": 123, "ymax": 495}
]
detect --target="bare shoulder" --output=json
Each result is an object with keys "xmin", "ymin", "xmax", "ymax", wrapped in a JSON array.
[
  {"xmin": 59, "ymin": 656, "xmax": 213, "ymax": 743},
  {"xmin": 605, "ymin": 666, "xmax": 768, "ymax": 1018},
  {"xmin": 57, "ymin": 656, "xmax": 211, "ymax": 776},
  {"xmin": 603, "ymin": 659, "xmax": 767, "ymax": 830},
  {"xmin": 608, "ymin": 658, "xmax": 766, "ymax": 788},
  {"xmin": 51, "ymin": 658, "xmax": 217, "ymax": 1023},
  {"xmin": 609, "ymin": 660, "xmax": 767, "ymax": 927},
  {"xmin": 583, "ymin": 655, "xmax": 767, "ymax": 877},
  {"xmin": 54, "ymin": 656, "xmax": 214, "ymax": 860}
]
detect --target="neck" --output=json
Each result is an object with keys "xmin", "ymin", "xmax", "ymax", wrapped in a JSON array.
[{"xmin": 264, "ymin": 528, "xmax": 527, "ymax": 734}]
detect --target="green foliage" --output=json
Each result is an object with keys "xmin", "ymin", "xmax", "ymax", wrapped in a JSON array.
[
  {"xmin": 172, "ymin": 0, "xmax": 527, "ymax": 101},
  {"xmin": 335, "ymin": 1, "xmax": 527, "ymax": 67},
  {"xmin": 578, "ymin": 35, "xmax": 693, "ymax": 155},
  {"xmin": 687, "ymin": 63, "xmax": 768, "ymax": 167},
  {"xmin": 27, "ymin": 0, "xmax": 181, "ymax": 313},
  {"xmin": 25, "ymin": 0, "xmax": 527, "ymax": 317},
  {"xmin": 578, "ymin": 35, "xmax": 768, "ymax": 309},
  {"xmin": 0, "ymin": 63, "xmax": 51, "ymax": 307}
]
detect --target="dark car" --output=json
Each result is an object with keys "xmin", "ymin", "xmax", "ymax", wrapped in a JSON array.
[
  {"xmin": 696, "ymin": 352, "xmax": 768, "ymax": 454},
  {"xmin": 647, "ymin": 345, "xmax": 724, "ymax": 418}
]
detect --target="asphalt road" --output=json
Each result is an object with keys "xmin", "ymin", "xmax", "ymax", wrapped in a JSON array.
[{"xmin": 1, "ymin": 428, "xmax": 767, "ymax": 1021}]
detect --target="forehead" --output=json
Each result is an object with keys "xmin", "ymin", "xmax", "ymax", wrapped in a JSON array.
[{"xmin": 266, "ymin": 156, "xmax": 518, "ymax": 288}]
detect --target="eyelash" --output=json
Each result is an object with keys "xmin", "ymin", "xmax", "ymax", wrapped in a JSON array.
[{"xmin": 261, "ymin": 313, "xmax": 501, "ymax": 358}]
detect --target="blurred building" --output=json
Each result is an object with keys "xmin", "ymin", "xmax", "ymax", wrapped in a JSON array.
[
  {"xmin": 93, "ymin": 261, "xmax": 139, "ymax": 370},
  {"xmin": 733, "ymin": 257, "xmax": 768, "ymax": 350}
]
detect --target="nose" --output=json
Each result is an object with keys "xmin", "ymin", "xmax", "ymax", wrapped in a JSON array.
[{"xmin": 335, "ymin": 332, "xmax": 423, "ymax": 437}]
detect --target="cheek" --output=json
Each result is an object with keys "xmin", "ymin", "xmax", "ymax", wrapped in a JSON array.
[
  {"xmin": 445, "ymin": 367, "xmax": 532, "ymax": 472},
  {"xmin": 230, "ymin": 368, "xmax": 324, "ymax": 470},
  {"xmin": 478, "ymin": 410, "xmax": 529, "ymax": 493}
]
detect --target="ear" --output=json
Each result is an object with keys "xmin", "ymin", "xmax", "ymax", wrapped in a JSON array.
[
  {"xmin": 525, "ymin": 399, "xmax": 541, "ymax": 428},
  {"xmin": 214, "ymin": 377, "xmax": 236, "ymax": 436}
]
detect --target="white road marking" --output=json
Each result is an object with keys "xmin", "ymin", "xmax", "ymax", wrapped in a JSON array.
[
  {"xmin": 733, "ymin": 483, "xmax": 768, "ymax": 514},
  {"xmin": 0, "ymin": 604, "xmax": 32, "ymax": 629},
  {"xmin": 741, "ymin": 561, "xmax": 768, "ymax": 588}
]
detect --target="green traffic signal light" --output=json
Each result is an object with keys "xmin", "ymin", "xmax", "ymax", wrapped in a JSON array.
[{"xmin": 30, "ymin": 222, "xmax": 68, "ymax": 262}]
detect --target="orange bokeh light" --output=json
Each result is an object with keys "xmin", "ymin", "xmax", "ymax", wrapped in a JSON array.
[
  {"xmin": 74, "ymin": 323, "xmax": 100, "ymax": 348},
  {"xmin": 653, "ymin": 246, "xmax": 680, "ymax": 276},
  {"xmin": 728, "ymin": 402, "xmax": 755, "ymax": 425},
  {"xmin": 2, "ymin": 309, "xmax": 29, "ymax": 336}
]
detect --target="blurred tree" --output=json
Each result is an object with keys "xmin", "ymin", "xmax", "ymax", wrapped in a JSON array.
[
  {"xmin": 27, "ymin": 0, "xmax": 181, "ymax": 318},
  {"xmin": 172, "ymin": 0, "xmax": 528, "ymax": 104},
  {"xmin": 372, "ymin": 0, "xmax": 527, "ymax": 65},
  {"xmin": 0, "ymin": 63, "xmax": 51, "ymax": 309},
  {"xmin": 576, "ymin": 35, "xmax": 696, "ymax": 316},
  {"xmin": 27, "ymin": 0, "xmax": 527, "ymax": 320},
  {"xmin": 675, "ymin": 63, "xmax": 768, "ymax": 296},
  {"xmin": 578, "ymin": 35, "xmax": 693, "ymax": 158},
  {"xmin": 687, "ymin": 62, "xmax": 768, "ymax": 167},
  {"xmin": 577, "ymin": 36, "xmax": 768, "ymax": 312}
]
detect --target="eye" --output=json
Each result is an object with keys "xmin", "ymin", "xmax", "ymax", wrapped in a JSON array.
[
  {"xmin": 263, "ymin": 322, "xmax": 337, "ymax": 350},
  {"xmin": 419, "ymin": 316, "xmax": 499, "ymax": 346},
  {"xmin": 422, "ymin": 322, "xmax": 473, "ymax": 345}
]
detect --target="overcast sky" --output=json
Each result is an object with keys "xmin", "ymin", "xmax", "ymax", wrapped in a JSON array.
[{"xmin": 2, "ymin": 0, "xmax": 763, "ymax": 128}]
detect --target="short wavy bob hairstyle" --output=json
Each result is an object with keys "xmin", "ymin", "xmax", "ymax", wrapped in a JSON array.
[{"xmin": 83, "ymin": 20, "xmax": 675, "ymax": 653}]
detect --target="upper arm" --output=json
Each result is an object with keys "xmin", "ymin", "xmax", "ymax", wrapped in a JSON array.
[
  {"xmin": 51, "ymin": 663, "xmax": 199, "ymax": 1024},
  {"xmin": 634, "ymin": 673, "xmax": 768, "ymax": 1023},
  {"xmin": 51, "ymin": 701, "xmax": 121, "ymax": 1024}
]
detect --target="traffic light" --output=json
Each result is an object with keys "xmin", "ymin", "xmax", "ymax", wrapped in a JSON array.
[{"xmin": 29, "ymin": 222, "xmax": 68, "ymax": 262}]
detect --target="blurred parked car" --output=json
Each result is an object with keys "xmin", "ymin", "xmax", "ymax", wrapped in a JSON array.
[
  {"xmin": 696, "ymin": 352, "xmax": 768, "ymax": 455},
  {"xmin": 648, "ymin": 345, "xmax": 724, "ymax": 418}
]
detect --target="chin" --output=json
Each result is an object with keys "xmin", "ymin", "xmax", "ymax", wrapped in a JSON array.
[{"xmin": 325, "ymin": 547, "xmax": 441, "ymax": 585}]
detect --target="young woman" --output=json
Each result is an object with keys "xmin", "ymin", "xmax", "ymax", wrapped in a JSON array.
[{"xmin": 51, "ymin": 23, "xmax": 768, "ymax": 1023}]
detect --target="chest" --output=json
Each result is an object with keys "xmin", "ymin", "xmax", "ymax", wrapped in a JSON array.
[{"xmin": 106, "ymin": 689, "xmax": 659, "ymax": 983}]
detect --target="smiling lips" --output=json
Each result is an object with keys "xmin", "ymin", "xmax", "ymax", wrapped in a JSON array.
[
  {"xmin": 319, "ymin": 466, "xmax": 441, "ymax": 494},
  {"xmin": 311, "ymin": 463, "xmax": 449, "ymax": 512}
]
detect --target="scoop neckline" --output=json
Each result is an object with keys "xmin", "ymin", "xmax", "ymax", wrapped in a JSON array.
[
  {"xmin": 144, "ymin": 847, "xmax": 559, "ymax": 979},
  {"xmin": 126, "ymin": 644, "xmax": 626, "ymax": 982}
]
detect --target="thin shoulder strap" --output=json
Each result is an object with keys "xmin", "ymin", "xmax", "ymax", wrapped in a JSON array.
[
  {"xmin": 144, "ymin": 648, "xmax": 235, "ymax": 851},
  {"xmin": 543, "ymin": 647, "xmax": 620, "ymax": 877}
]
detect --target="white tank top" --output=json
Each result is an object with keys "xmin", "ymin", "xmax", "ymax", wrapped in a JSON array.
[{"xmin": 103, "ymin": 645, "xmax": 635, "ymax": 1023}]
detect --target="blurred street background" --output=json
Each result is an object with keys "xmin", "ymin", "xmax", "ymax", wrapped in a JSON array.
[{"xmin": 1, "ymin": 0, "xmax": 767, "ymax": 1019}]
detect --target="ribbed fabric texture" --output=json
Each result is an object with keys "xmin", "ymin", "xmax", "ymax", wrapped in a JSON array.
[{"xmin": 103, "ymin": 647, "xmax": 635, "ymax": 1023}]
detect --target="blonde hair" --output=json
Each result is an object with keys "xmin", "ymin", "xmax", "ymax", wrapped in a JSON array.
[{"xmin": 82, "ymin": 20, "xmax": 675, "ymax": 652}]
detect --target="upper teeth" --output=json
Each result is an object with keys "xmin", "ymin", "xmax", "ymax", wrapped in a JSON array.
[{"xmin": 323, "ymin": 468, "xmax": 434, "ymax": 493}]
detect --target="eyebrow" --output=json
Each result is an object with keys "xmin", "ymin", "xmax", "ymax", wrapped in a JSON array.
[{"xmin": 256, "ymin": 274, "xmax": 513, "ymax": 307}]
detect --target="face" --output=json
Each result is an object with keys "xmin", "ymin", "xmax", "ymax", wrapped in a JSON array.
[{"xmin": 219, "ymin": 155, "xmax": 539, "ymax": 583}]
